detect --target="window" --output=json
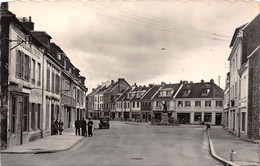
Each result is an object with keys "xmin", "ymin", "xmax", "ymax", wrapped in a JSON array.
[
  {"xmin": 31, "ymin": 103, "xmax": 36, "ymax": 130},
  {"xmin": 24, "ymin": 54, "xmax": 30, "ymax": 81},
  {"xmin": 216, "ymin": 101, "xmax": 223, "ymax": 107},
  {"xmin": 46, "ymin": 66, "xmax": 50, "ymax": 91},
  {"xmin": 133, "ymin": 102, "xmax": 135, "ymax": 108},
  {"xmin": 37, "ymin": 104, "xmax": 41, "ymax": 129},
  {"xmin": 159, "ymin": 91, "xmax": 163, "ymax": 96},
  {"xmin": 46, "ymin": 101, "xmax": 49, "ymax": 129},
  {"xmin": 37, "ymin": 63, "xmax": 41, "ymax": 86},
  {"xmin": 205, "ymin": 101, "xmax": 211, "ymax": 107},
  {"xmin": 137, "ymin": 102, "xmax": 139, "ymax": 108},
  {"xmin": 204, "ymin": 113, "xmax": 212, "ymax": 122},
  {"xmin": 16, "ymin": 50, "xmax": 22, "ymax": 77},
  {"xmin": 185, "ymin": 101, "xmax": 191, "ymax": 107},
  {"xmin": 183, "ymin": 89, "xmax": 191, "ymax": 96},
  {"xmin": 11, "ymin": 95, "xmax": 16, "ymax": 133},
  {"xmin": 194, "ymin": 112, "xmax": 201, "ymax": 122},
  {"xmin": 242, "ymin": 112, "xmax": 245, "ymax": 132},
  {"xmin": 55, "ymin": 74, "xmax": 60, "ymax": 94},
  {"xmin": 52, "ymin": 72, "xmax": 55, "ymax": 92},
  {"xmin": 166, "ymin": 91, "xmax": 171, "ymax": 96},
  {"xmin": 23, "ymin": 97, "xmax": 29, "ymax": 132},
  {"xmin": 32, "ymin": 59, "xmax": 35, "ymax": 83},
  {"xmin": 195, "ymin": 101, "xmax": 201, "ymax": 107},
  {"xmin": 202, "ymin": 89, "xmax": 210, "ymax": 96},
  {"xmin": 178, "ymin": 101, "xmax": 183, "ymax": 107}
]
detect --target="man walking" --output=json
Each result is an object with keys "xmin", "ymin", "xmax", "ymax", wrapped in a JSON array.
[
  {"xmin": 88, "ymin": 119, "xmax": 94, "ymax": 137},
  {"xmin": 74, "ymin": 119, "xmax": 80, "ymax": 136},
  {"xmin": 81, "ymin": 118, "xmax": 87, "ymax": 136}
]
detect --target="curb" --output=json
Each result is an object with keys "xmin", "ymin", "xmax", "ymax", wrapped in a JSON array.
[
  {"xmin": 0, "ymin": 136, "xmax": 86, "ymax": 155},
  {"xmin": 207, "ymin": 129, "xmax": 240, "ymax": 166}
]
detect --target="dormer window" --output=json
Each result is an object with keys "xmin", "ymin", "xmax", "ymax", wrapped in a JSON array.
[
  {"xmin": 183, "ymin": 89, "xmax": 191, "ymax": 97},
  {"xmin": 159, "ymin": 91, "xmax": 163, "ymax": 96},
  {"xmin": 202, "ymin": 89, "xmax": 210, "ymax": 96},
  {"xmin": 166, "ymin": 91, "xmax": 171, "ymax": 96}
]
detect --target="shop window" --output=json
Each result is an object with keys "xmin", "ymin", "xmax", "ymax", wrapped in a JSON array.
[
  {"xmin": 194, "ymin": 112, "xmax": 201, "ymax": 122},
  {"xmin": 204, "ymin": 113, "xmax": 212, "ymax": 122}
]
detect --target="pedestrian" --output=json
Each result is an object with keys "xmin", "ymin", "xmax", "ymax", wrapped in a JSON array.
[
  {"xmin": 81, "ymin": 118, "xmax": 87, "ymax": 136},
  {"xmin": 53, "ymin": 120, "xmax": 58, "ymax": 135},
  {"xmin": 206, "ymin": 123, "xmax": 210, "ymax": 131},
  {"xmin": 74, "ymin": 119, "xmax": 80, "ymax": 136},
  {"xmin": 88, "ymin": 118, "xmax": 94, "ymax": 137},
  {"xmin": 58, "ymin": 120, "xmax": 64, "ymax": 135}
]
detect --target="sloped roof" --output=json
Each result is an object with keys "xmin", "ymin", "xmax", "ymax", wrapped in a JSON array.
[
  {"xmin": 104, "ymin": 82, "xmax": 119, "ymax": 95},
  {"xmin": 229, "ymin": 24, "xmax": 247, "ymax": 48},
  {"xmin": 176, "ymin": 82, "xmax": 223, "ymax": 99},
  {"xmin": 131, "ymin": 86, "xmax": 151, "ymax": 101},
  {"xmin": 142, "ymin": 85, "xmax": 161, "ymax": 100},
  {"xmin": 89, "ymin": 85, "xmax": 102, "ymax": 96},
  {"xmin": 115, "ymin": 87, "xmax": 132, "ymax": 102},
  {"xmin": 153, "ymin": 83, "xmax": 181, "ymax": 100}
]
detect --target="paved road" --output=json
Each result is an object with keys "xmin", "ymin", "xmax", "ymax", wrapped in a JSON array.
[{"xmin": 1, "ymin": 121, "xmax": 221, "ymax": 166}]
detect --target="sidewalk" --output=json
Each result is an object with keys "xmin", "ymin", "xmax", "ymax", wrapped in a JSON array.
[
  {"xmin": 209, "ymin": 126, "xmax": 259, "ymax": 166},
  {"xmin": 1, "ymin": 120, "xmax": 99, "ymax": 154}
]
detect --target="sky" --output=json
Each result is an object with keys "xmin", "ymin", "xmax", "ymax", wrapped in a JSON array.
[{"xmin": 9, "ymin": 1, "xmax": 259, "ymax": 93}]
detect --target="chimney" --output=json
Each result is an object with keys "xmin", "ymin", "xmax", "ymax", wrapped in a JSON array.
[
  {"xmin": 111, "ymin": 80, "xmax": 114, "ymax": 85},
  {"xmin": 210, "ymin": 79, "xmax": 214, "ymax": 83},
  {"xmin": 92, "ymin": 88, "xmax": 95, "ymax": 92},
  {"xmin": 161, "ymin": 81, "xmax": 166, "ymax": 86},
  {"xmin": 132, "ymin": 83, "xmax": 137, "ymax": 89},
  {"xmin": 1, "ymin": 2, "xmax": 8, "ymax": 10},
  {"xmin": 21, "ymin": 17, "xmax": 34, "ymax": 31},
  {"xmin": 149, "ymin": 84, "xmax": 153, "ymax": 88},
  {"xmin": 201, "ymin": 79, "xmax": 204, "ymax": 83},
  {"xmin": 180, "ymin": 80, "xmax": 183, "ymax": 84}
]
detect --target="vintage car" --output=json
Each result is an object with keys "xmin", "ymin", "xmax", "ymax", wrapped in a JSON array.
[{"xmin": 99, "ymin": 117, "xmax": 110, "ymax": 129}]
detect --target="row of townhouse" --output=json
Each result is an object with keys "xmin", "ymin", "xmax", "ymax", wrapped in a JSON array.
[
  {"xmin": 87, "ymin": 78, "xmax": 131, "ymax": 119},
  {"xmin": 223, "ymin": 13, "xmax": 260, "ymax": 141},
  {"xmin": 88, "ymin": 79, "xmax": 223, "ymax": 125},
  {"xmin": 0, "ymin": 4, "xmax": 87, "ymax": 149}
]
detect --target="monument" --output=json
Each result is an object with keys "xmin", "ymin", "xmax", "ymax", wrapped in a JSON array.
[{"xmin": 161, "ymin": 102, "xmax": 169, "ymax": 125}]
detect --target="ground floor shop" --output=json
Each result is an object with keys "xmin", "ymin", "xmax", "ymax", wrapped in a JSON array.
[
  {"xmin": 7, "ymin": 90, "xmax": 43, "ymax": 148},
  {"xmin": 176, "ymin": 112, "xmax": 222, "ymax": 125}
]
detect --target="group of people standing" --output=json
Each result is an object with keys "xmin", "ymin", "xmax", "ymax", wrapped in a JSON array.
[
  {"xmin": 75, "ymin": 118, "xmax": 94, "ymax": 137},
  {"xmin": 53, "ymin": 120, "xmax": 64, "ymax": 135}
]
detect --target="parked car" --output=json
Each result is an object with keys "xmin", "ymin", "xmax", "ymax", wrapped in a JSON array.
[{"xmin": 99, "ymin": 117, "xmax": 110, "ymax": 129}]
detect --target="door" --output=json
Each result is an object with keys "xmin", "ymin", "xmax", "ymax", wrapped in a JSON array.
[
  {"xmin": 17, "ymin": 100, "xmax": 23, "ymax": 145},
  {"xmin": 51, "ymin": 104, "xmax": 55, "ymax": 135}
]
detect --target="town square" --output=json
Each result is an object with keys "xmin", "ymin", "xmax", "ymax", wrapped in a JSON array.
[{"xmin": 0, "ymin": 1, "xmax": 260, "ymax": 166}]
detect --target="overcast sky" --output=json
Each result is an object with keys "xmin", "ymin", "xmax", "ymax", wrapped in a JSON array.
[{"xmin": 9, "ymin": 1, "xmax": 259, "ymax": 93}]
